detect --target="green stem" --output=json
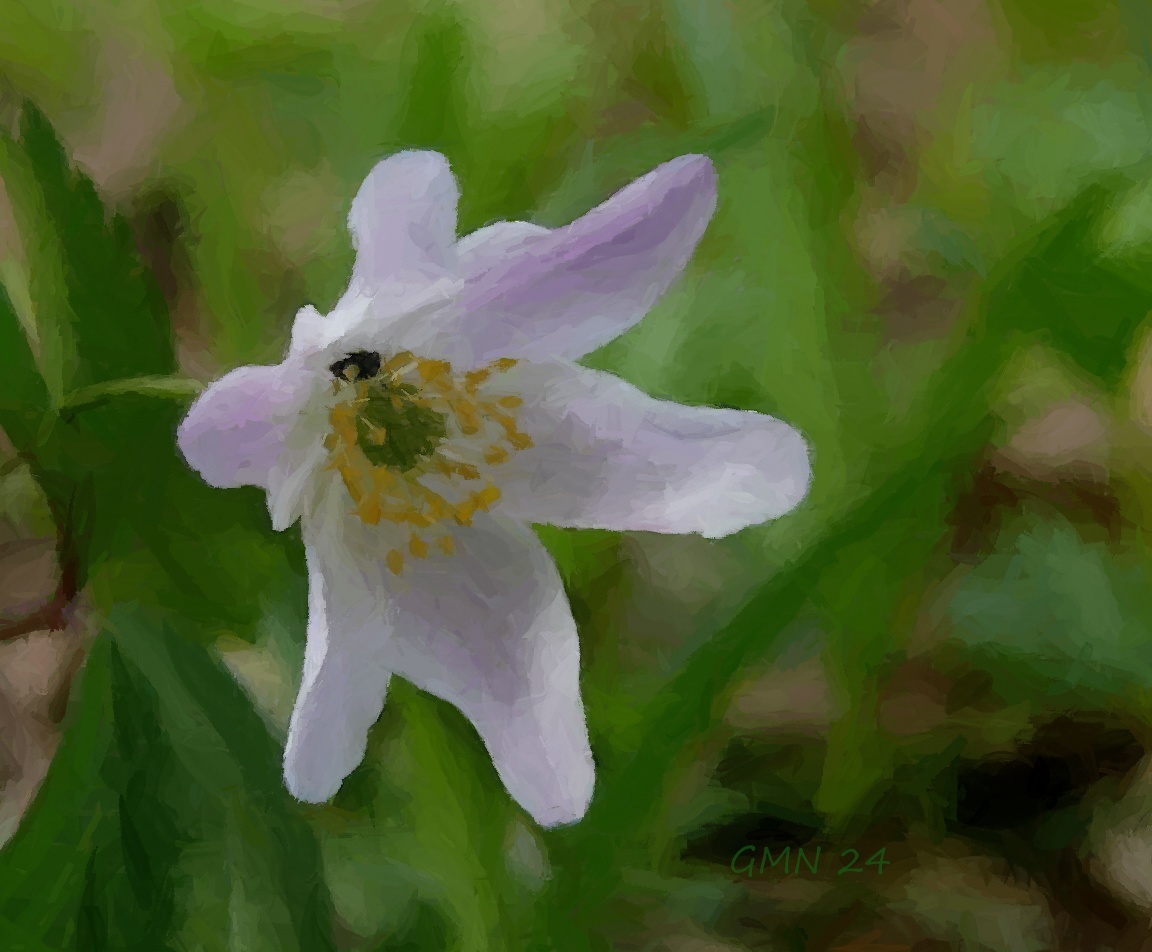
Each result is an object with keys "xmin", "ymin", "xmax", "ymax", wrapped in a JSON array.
[{"xmin": 57, "ymin": 375, "xmax": 203, "ymax": 416}]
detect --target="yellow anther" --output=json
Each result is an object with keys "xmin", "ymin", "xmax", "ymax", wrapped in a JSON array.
[
  {"xmin": 359, "ymin": 496, "xmax": 383, "ymax": 526},
  {"xmin": 382, "ymin": 351, "xmax": 416, "ymax": 374},
  {"xmin": 386, "ymin": 549, "xmax": 404, "ymax": 575},
  {"xmin": 483, "ymin": 407, "xmax": 514, "ymax": 428},
  {"xmin": 492, "ymin": 357, "xmax": 518, "ymax": 372},
  {"xmin": 451, "ymin": 397, "xmax": 482, "ymax": 435},
  {"xmin": 497, "ymin": 395, "xmax": 523, "ymax": 408},
  {"xmin": 507, "ymin": 431, "xmax": 533, "ymax": 450},
  {"xmin": 464, "ymin": 368, "xmax": 491, "ymax": 392},
  {"xmin": 417, "ymin": 358, "xmax": 451, "ymax": 382},
  {"xmin": 409, "ymin": 534, "xmax": 429, "ymax": 559},
  {"xmin": 438, "ymin": 535, "xmax": 454, "ymax": 556},
  {"xmin": 484, "ymin": 445, "xmax": 509, "ymax": 466},
  {"xmin": 472, "ymin": 485, "xmax": 501, "ymax": 511},
  {"xmin": 436, "ymin": 459, "xmax": 481, "ymax": 480}
]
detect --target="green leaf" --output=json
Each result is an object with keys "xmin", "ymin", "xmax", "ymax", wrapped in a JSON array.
[
  {"xmin": 108, "ymin": 608, "xmax": 335, "ymax": 951},
  {"xmin": 33, "ymin": 384, "xmax": 297, "ymax": 630},
  {"xmin": 0, "ymin": 101, "xmax": 175, "ymax": 396},
  {"xmin": 0, "ymin": 637, "xmax": 117, "ymax": 952},
  {"xmin": 0, "ymin": 609, "xmax": 335, "ymax": 951},
  {"xmin": 0, "ymin": 279, "xmax": 49, "ymax": 450}
]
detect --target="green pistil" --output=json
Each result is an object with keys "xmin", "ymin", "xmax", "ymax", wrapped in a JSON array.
[{"xmin": 356, "ymin": 381, "xmax": 447, "ymax": 472}]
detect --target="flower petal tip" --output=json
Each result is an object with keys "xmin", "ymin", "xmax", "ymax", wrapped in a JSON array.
[
  {"xmin": 655, "ymin": 153, "xmax": 718, "ymax": 215},
  {"xmin": 668, "ymin": 152, "xmax": 716, "ymax": 185},
  {"xmin": 347, "ymin": 150, "xmax": 460, "ymax": 290},
  {"xmin": 283, "ymin": 767, "xmax": 340, "ymax": 805},
  {"xmin": 770, "ymin": 422, "xmax": 814, "ymax": 515},
  {"xmin": 352, "ymin": 150, "xmax": 454, "ymax": 239},
  {"xmin": 529, "ymin": 776, "xmax": 595, "ymax": 829},
  {"xmin": 695, "ymin": 420, "xmax": 813, "ymax": 540}
]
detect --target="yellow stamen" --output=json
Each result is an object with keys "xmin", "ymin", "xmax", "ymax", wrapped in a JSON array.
[
  {"xmin": 326, "ymin": 351, "xmax": 536, "ymax": 553},
  {"xmin": 382, "ymin": 351, "xmax": 416, "ymax": 374},
  {"xmin": 472, "ymin": 485, "xmax": 501, "ymax": 512},
  {"xmin": 359, "ymin": 495, "xmax": 383, "ymax": 526},
  {"xmin": 417, "ymin": 358, "xmax": 452, "ymax": 382},
  {"xmin": 484, "ymin": 445, "xmax": 509, "ymax": 466},
  {"xmin": 463, "ymin": 367, "xmax": 491, "ymax": 392}
]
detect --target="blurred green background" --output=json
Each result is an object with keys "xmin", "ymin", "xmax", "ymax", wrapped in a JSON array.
[{"xmin": 5, "ymin": 0, "xmax": 1152, "ymax": 949}]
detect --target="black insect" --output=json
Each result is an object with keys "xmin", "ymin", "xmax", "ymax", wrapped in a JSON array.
[{"xmin": 329, "ymin": 351, "xmax": 382, "ymax": 381}]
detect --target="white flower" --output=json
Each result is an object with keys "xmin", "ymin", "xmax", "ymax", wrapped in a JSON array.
[{"xmin": 176, "ymin": 151, "xmax": 811, "ymax": 827}]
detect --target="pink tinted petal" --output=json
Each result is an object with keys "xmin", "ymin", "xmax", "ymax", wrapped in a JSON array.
[
  {"xmin": 385, "ymin": 516, "xmax": 594, "ymax": 827},
  {"xmin": 314, "ymin": 496, "xmax": 594, "ymax": 826},
  {"xmin": 455, "ymin": 221, "xmax": 550, "ymax": 276},
  {"xmin": 431, "ymin": 155, "xmax": 717, "ymax": 367},
  {"xmin": 497, "ymin": 361, "xmax": 812, "ymax": 537},
  {"xmin": 283, "ymin": 495, "xmax": 594, "ymax": 825},
  {"xmin": 345, "ymin": 151, "xmax": 459, "ymax": 294},
  {"xmin": 283, "ymin": 528, "xmax": 393, "ymax": 803},
  {"xmin": 176, "ymin": 361, "xmax": 317, "ymax": 491}
]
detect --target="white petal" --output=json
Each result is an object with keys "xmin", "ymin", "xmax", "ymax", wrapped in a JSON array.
[
  {"xmin": 283, "ymin": 524, "xmax": 394, "ymax": 803},
  {"xmin": 455, "ymin": 221, "xmax": 550, "ymax": 275},
  {"xmin": 346, "ymin": 151, "xmax": 459, "ymax": 291},
  {"xmin": 176, "ymin": 359, "xmax": 319, "ymax": 491},
  {"xmin": 384, "ymin": 516, "xmax": 594, "ymax": 827},
  {"xmin": 283, "ymin": 497, "xmax": 594, "ymax": 825},
  {"xmin": 497, "ymin": 361, "xmax": 812, "ymax": 537},
  {"xmin": 290, "ymin": 153, "xmax": 463, "ymax": 359},
  {"xmin": 425, "ymin": 155, "xmax": 717, "ymax": 367}
]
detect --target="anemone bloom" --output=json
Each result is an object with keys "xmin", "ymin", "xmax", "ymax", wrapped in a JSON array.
[{"xmin": 177, "ymin": 151, "xmax": 811, "ymax": 827}]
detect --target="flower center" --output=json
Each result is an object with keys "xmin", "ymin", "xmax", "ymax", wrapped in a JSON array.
[
  {"xmin": 323, "ymin": 350, "xmax": 532, "ymax": 574},
  {"xmin": 353, "ymin": 380, "xmax": 448, "ymax": 472}
]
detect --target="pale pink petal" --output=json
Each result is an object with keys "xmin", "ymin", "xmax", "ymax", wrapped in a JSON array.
[
  {"xmin": 176, "ymin": 360, "xmax": 318, "ymax": 491},
  {"xmin": 385, "ymin": 516, "xmax": 594, "ymax": 827},
  {"xmin": 283, "ymin": 531, "xmax": 393, "ymax": 803},
  {"xmin": 455, "ymin": 220, "xmax": 550, "ymax": 275},
  {"xmin": 307, "ymin": 497, "xmax": 594, "ymax": 826},
  {"xmin": 289, "ymin": 153, "xmax": 464, "ymax": 359},
  {"xmin": 427, "ymin": 155, "xmax": 717, "ymax": 367},
  {"xmin": 497, "ymin": 361, "xmax": 812, "ymax": 537},
  {"xmin": 345, "ymin": 150, "xmax": 459, "ymax": 293}
]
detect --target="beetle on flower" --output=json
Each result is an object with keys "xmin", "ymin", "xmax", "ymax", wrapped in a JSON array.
[{"xmin": 177, "ymin": 151, "xmax": 811, "ymax": 827}]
